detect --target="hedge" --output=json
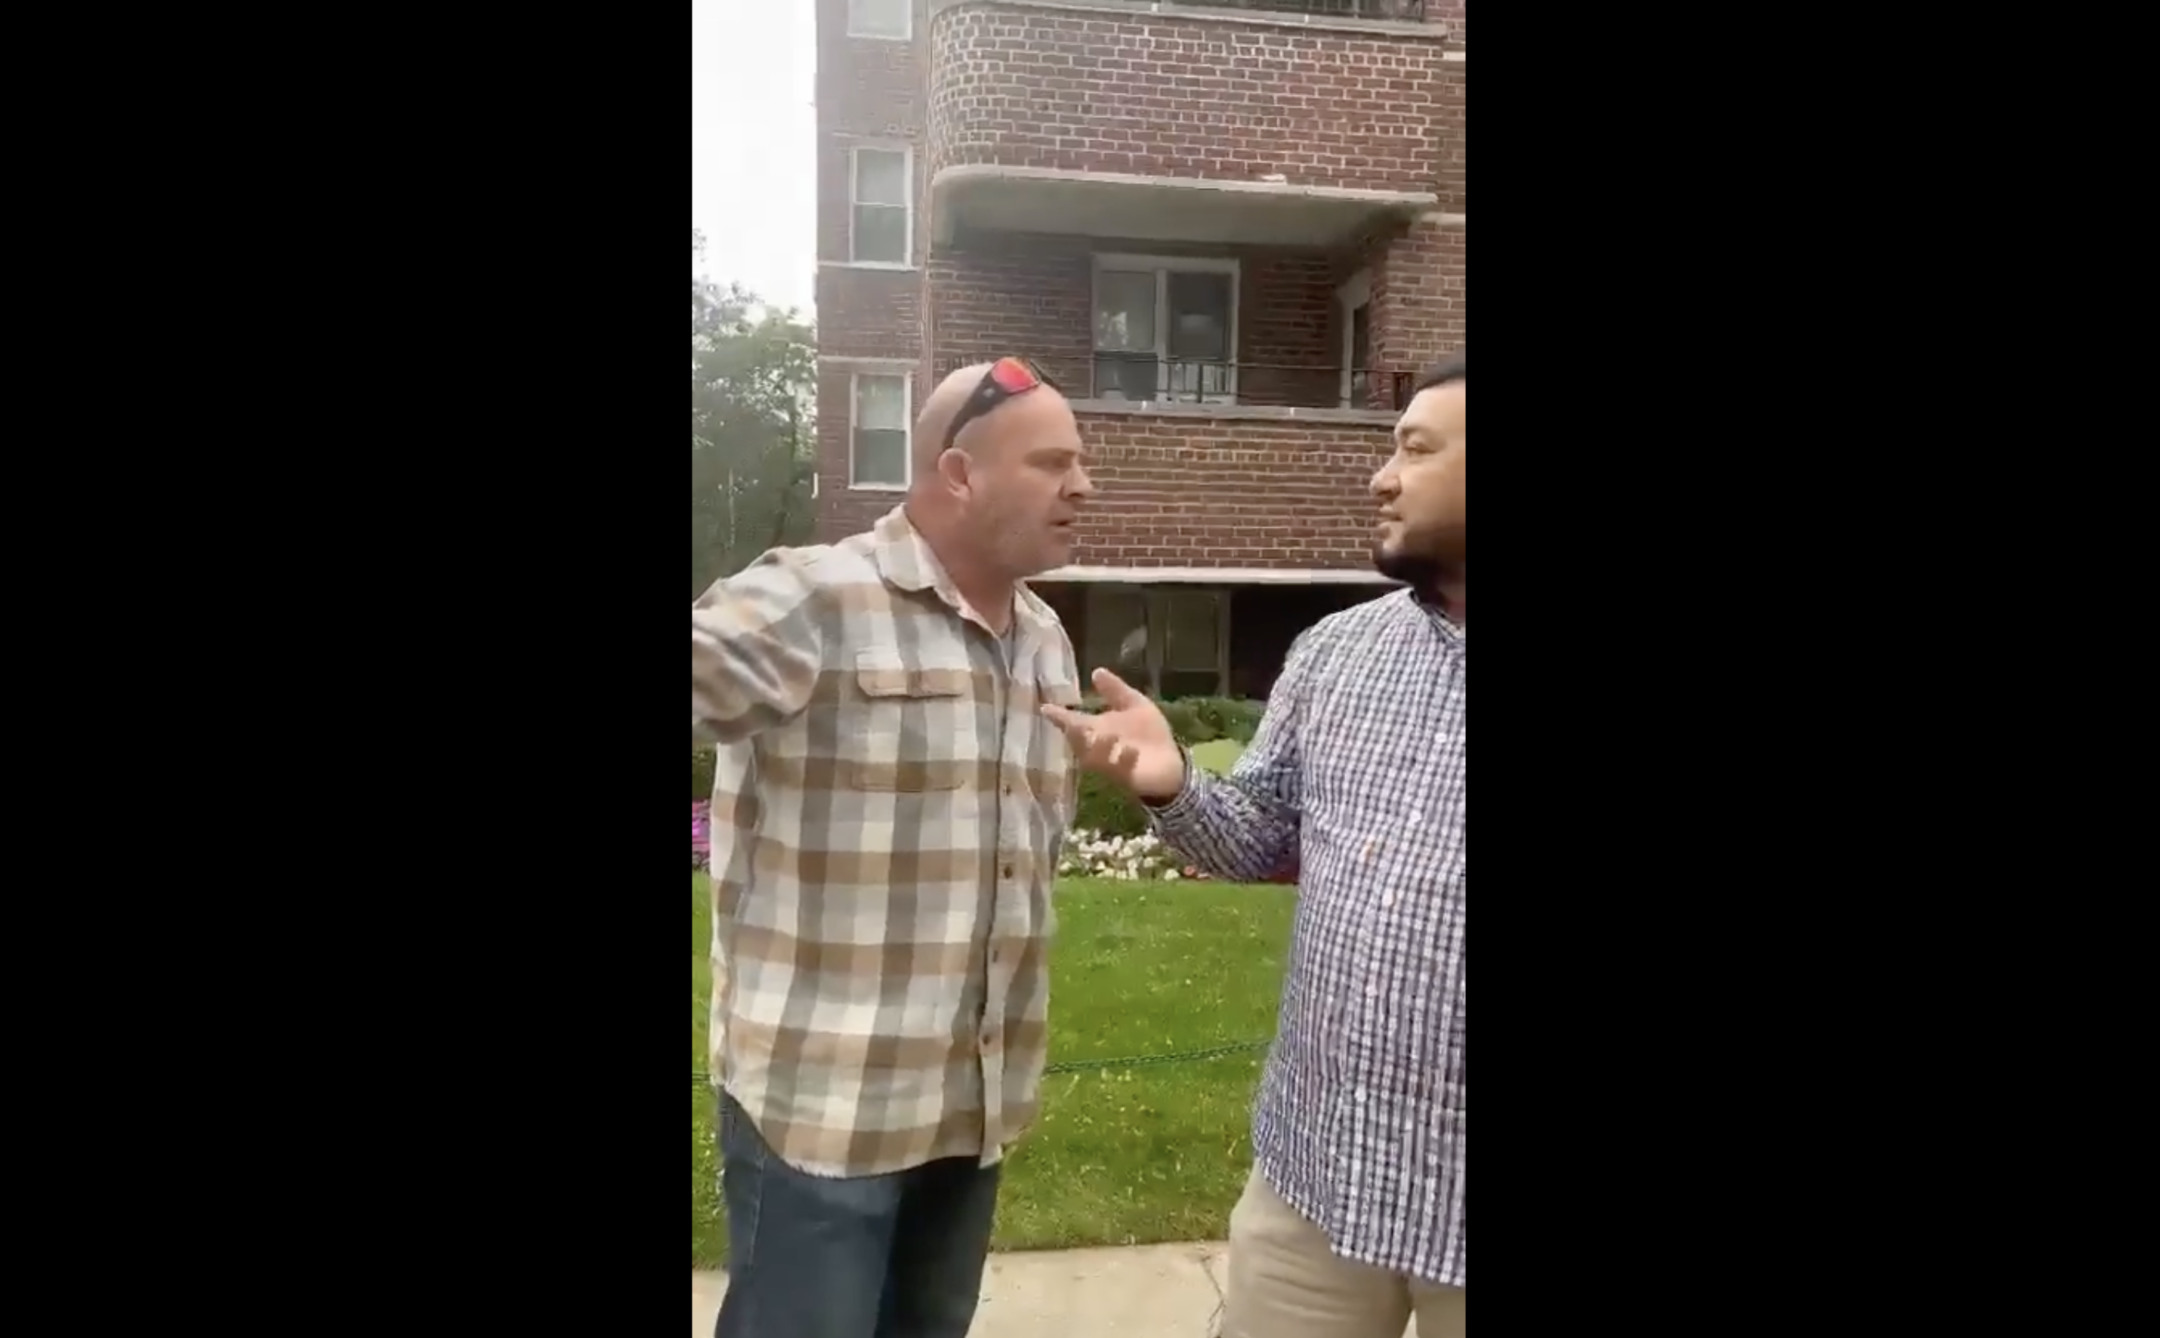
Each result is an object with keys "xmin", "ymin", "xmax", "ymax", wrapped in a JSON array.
[{"xmin": 691, "ymin": 696, "xmax": 1267, "ymax": 823}]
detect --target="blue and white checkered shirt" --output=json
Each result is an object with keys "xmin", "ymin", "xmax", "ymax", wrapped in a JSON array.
[{"xmin": 1148, "ymin": 589, "xmax": 1466, "ymax": 1287}]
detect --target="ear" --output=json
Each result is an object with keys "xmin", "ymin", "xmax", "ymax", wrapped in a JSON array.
[{"xmin": 934, "ymin": 446, "xmax": 973, "ymax": 498}]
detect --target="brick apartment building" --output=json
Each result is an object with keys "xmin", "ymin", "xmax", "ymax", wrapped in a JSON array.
[{"xmin": 814, "ymin": 0, "xmax": 1465, "ymax": 698}]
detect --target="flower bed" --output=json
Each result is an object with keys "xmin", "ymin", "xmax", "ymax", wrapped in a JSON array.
[
  {"xmin": 1058, "ymin": 829, "xmax": 1209, "ymax": 882},
  {"xmin": 691, "ymin": 810, "xmax": 1292, "ymax": 884}
]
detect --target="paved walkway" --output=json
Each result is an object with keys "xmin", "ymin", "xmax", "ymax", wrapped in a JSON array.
[
  {"xmin": 693, "ymin": 1241, "xmax": 1227, "ymax": 1337},
  {"xmin": 692, "ymin": 1243, "xmax": 1422, "ymax": 1336}
]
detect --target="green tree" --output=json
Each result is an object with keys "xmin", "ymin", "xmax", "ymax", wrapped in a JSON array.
[{"xmin": 693, "ymin": 232, "xmax": 817, "ymax": 598}]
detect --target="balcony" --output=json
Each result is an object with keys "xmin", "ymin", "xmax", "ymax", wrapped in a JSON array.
[
  {"xmin": 1217, "ymin": 1, "xmax": 1427, "ymax": 16},
  {"xmin": 1077, "ymin": 357, "xmax": 1411, "ymax": 412},
  {"xmin": 932, "ymin": 167, "xmax": 1433, "ymax": 249},
  {"xmin": 926, "ymin": 0, "xmax": 1457, "ymax": 248}
]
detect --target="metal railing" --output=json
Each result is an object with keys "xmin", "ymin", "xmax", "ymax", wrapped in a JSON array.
[
  {"xmin": 1216, "ymin": 0, "xmax": 1428, "ymax": 19},
  {"xmin": 1084, "ymin": 357, "xmax": 1414, "ymax": 411}
]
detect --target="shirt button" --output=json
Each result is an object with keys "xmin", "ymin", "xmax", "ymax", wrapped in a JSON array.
[
  {"xmin": 980, "ymin": 1027, "xmax": 998, "ymax": 1051},
  {"xmin": 1382, "ymin": 891, "xmax": 1396, "ymax": 908},
  {"xmin": 1002, "ymin": 864, "xmax": 1015, "ymax": 879}
]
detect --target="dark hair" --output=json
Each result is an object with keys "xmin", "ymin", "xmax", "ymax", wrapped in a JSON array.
[{"xmin": 1412, "ymin": 351, "xmax": 1465, "ymax": 394}]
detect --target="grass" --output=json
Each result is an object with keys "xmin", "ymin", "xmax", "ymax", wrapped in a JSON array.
[
  {"xmin": 1189, "ymin": 737, "xmax": 1247, "ymax": 775},
  {"xmin": 693, "ymin": 871, "xmax": 1294, "ymax": 1267}
]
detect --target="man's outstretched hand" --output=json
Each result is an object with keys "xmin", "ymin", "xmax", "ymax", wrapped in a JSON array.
[{"xmin": 1040, "ymin": 668, "xmax": 1186, "ymax": 802}]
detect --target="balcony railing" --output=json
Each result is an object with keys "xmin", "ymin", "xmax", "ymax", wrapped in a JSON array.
[
  {"xmin": 977, "ymin": 356, "xmax": 1407, "ymax": 411},
  {"xmin": 1214, "ymin": 0, "xmax": 1428, "ymax": 19}
]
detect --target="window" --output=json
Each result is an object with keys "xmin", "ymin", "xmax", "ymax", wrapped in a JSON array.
[
  {"xmin": 850, "ymin": 373, "xmax": 910, "ymax": 489},
  {"xmin": 1337, "ymin": 269, "xmax": 1373, "ymax": 408},
  {"xmin": 1159, "ymin": 592, "xmax": 1225, "ymax": 699},
  {"xmin": 846, "ymin": 0, "xmax": 911, "ymax": 40},
  {"xmin": 1082, "ymin": 586, "xmax": 1230, "ymax": 698},
  {"xmin": 850, "ymin": 147, "xmax": 911, "ymax": 266},
  {"xmin": 1092, "ymin": 256, "xmax": 1238, "ymax": 404}
]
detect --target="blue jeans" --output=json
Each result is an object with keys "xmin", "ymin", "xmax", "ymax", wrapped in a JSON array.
[{"xmin": 714, "ymin": 1091, "xmax": 1001, "ymax": 1338}]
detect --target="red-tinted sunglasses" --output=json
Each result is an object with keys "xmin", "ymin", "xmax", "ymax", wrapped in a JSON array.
[{"xmin": 943, "ymin": 356, "xmax": 1059, "ymax": 451}]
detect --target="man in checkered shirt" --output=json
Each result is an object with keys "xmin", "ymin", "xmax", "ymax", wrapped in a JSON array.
[
  {"xmin": 1046, "ymin": 355, "xmax": 1467, "ymax": 1338},
  {"xmin": 691, "ymin": 358, "xmax": 1092, "ymax": 1338}
]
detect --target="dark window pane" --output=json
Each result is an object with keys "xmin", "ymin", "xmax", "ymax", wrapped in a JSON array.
[
  {"xmin": 1160, "ymin": 669, "xmax": 1222, "ymax": 699},
  {"xmin": 1093, "ymin": 353, "xmax": 1160, "ymax": 401},
  {"xmin": 1084, "ymin": 587, "xmax": 1149, "ymax": 690}
]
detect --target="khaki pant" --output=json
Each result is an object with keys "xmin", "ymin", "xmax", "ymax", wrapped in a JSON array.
[{"xmin": 1222, "ymin": 1169, "xmax": 1465, "ymax": 1338}]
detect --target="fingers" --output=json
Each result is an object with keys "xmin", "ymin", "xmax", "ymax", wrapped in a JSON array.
[
  {"xmin": 1090, "ymin": 667, "xmax": 1145, "ymax": 708},
  {"xmin": 1039, "ymin": 703, "xmax": 1137, "ymax": 775},
  {"xmin": 1040, "ymin": 702, "xmax": 1089, "ymax": 737}
]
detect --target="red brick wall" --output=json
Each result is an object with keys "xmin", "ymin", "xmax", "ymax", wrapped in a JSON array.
[
  {"xmin": 817, "ymin": 396, "xmax": 1394, "ymax": 566},
  {"xmin": 927, "ymin": 3, "xmax": 1458, "ymax": 193},
  {"xmin": 816, "ymin": 0, "xmax": 928, "ymax": 141},
  {"xmin": 1064, "ymin": 412, "xmax": 1391, "ymax": 568},
  {"xmin": 815, "ymin": 0, "xmax": 1466, "ymax": 554},
  {"xmin": 1428, "ymin": 0, "xmax": 1466, "ymax": 43},
  {"xmin": 816, "ymin": 1, "xmax": 932, "ymax": 389},
  {"xmin": 816, "ymin": 266, "xmax": 924, "ymax": 359},
  {"xmin": 1372, "ymin": 216, "xmax": 1464, "ymax": 377}
]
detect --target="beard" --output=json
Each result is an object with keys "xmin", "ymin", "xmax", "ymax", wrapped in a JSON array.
[
  {"xmin": 1375, "ymin": 545, "xmax": 1449, "ymax": 591},
  {"xmin": 1373, "ymin": 522, "xmax": 1463, "ymax": 592}
]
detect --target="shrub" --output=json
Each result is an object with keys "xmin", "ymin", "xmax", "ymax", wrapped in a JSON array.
[
  {"xmin": 1075, "ymin": 772, "xmax": 1147, "ymax": 836},
  {"xmin": 692, "ymin": 800, "xmax": 711, "ymax": 870},
  {"xmin": 693, "ymin": 744, "xmax": 715, "ymax": 800},
  {"xmin": 1163, "ymin": 696, "xmax": 1267, "ymax": 745}
]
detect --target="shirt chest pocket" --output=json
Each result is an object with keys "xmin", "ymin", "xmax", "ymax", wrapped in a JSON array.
[{"xmin": 841, "ymin": 651, "xmax": 977, "ymax": 793}]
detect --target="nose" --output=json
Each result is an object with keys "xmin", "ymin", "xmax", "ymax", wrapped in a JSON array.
[
  {"xmin": 1371, "ymin": 459, "xmax": 1398, "ymax": 498},
  {"xmin": 1068, "ymin": 462, "xmax": 1097, "ymax": 501}
]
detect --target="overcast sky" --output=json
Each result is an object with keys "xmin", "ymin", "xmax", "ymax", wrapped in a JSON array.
[{"xmin": 691, "ymin": 2, "xmax": 818, "ymax": 318}]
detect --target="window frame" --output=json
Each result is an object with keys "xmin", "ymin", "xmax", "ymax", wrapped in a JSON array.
[
  {"xmin": 1082, "ymin": 584, "xmax": 1233, "ymax": 698},
  {"xmin": 845, "ymin": 0, "xmax": 912, "ymax": 42},
  {"xmin": 1336, "ymin": 268, "xmax": 1373, "ymax": 409},
  {"xmin": 848, "ymin": 370, "xmax": 912, "ymax": 492},
  {"xmin": 848, "ymin": 144, "xmax": 914, "ymax": 268},
  {"xmin": 1089, "ymin": 253, "xmax": 1242, "ymax": 405}
]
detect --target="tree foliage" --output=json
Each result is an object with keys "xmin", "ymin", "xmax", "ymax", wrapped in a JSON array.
[{"xmin": 692, "ymin": 230, "xmax": 817, "ymax": 598}]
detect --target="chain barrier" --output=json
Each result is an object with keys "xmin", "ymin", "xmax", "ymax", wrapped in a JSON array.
[{"xmin": 690, "ymin": 1037, "xmax": 1270, "ymax": 1086}]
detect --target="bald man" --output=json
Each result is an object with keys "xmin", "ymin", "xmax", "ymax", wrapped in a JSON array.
[{"xmin": 692, "ymin": 358, "xmax": 1095, "ymax": 1338}]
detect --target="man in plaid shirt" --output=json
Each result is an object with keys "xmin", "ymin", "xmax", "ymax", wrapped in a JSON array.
[
  {"xmin": 692, "ymin": 358, "xmax": 1093, "ymax": 1338},
  {"xmin": 1046, "ymin": 355, "xmax": 1467, "ymax": 1338}
]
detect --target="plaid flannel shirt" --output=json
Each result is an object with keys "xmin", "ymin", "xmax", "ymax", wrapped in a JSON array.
[{"xmin": 691, "ymin": 506, "xmax": 1082, "ymax": 1178}]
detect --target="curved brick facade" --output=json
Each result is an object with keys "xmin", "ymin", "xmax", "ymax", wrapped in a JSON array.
[
  {"xmin": 1066, "ymin": 411, "xmax": 1396, "ymax": 568},
  {"xmin": 928, "ymin": 1, "xmax": 1462, "ymax": 201}
]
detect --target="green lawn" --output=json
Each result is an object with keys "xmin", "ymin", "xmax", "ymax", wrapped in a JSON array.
[
  {"xmin": 692, "ymin": 872, "xmax": 1294, "ymax": 1266},
  {"xmin": 1190, "ymin": 737, "xmax": 1247, "ymax": 775}
]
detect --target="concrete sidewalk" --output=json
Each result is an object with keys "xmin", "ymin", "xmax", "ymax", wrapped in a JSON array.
[
  {"xmin": 692, "ymin": 1243, "xmax": 1424, "ymax": 1336},
  {"xmin": 692, "ymin": 1241, "xmax": 1227, "ymax": 1337}
]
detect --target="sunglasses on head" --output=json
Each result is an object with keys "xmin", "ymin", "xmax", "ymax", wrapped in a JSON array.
[{"xmin": 942, "ymin": 356, "xmax": 1059, "ymax": 452}]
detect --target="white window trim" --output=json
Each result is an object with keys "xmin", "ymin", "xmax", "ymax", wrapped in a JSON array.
[
  {"xmin": 1337, "ymin": 269, "xmax": 1373, "ymax": 409},
  {"xmin": 848, "ymin": 143, "xmax": 914, "ymax": 268},
  {"xmin": 846, "ymin": 0, "xmax": 912, "ymax": 41},
  {"xmin": 1090, "ymin": 253, "xmax": 1242, "ymax": 406},
  {"xmin": 848, "ymin": 371, "xmax": 912, "ymax": 492}
]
